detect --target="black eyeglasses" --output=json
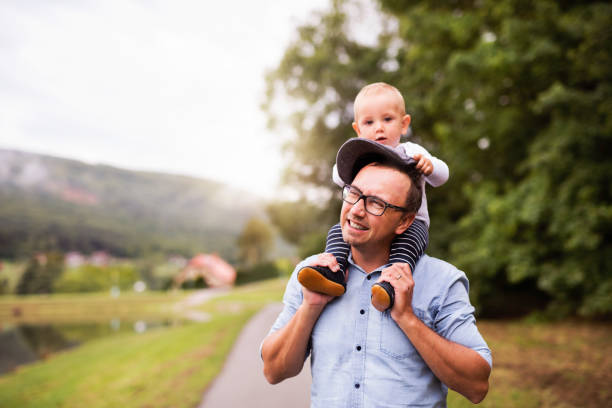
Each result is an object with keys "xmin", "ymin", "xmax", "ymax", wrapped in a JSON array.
[{"xmin": 342, "ymin": 184, "xmax": 408, "ymax": 216}]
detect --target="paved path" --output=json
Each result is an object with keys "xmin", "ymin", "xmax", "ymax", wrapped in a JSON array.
[{"xmin": 199, "ymin": 303, "xmax": 311, "ymax": 408}]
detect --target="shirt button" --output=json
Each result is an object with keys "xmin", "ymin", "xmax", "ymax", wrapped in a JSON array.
[
  {"xmin": 359, "ymin": 309, "xmax": 365, "ymax": 315},
  {"xmin": 355, "ymin": 383, "xmax": 360, "ymax": 389},
  {"xmin": 356, "ymin": 345, "xmax": 361, "ymax": 351}
]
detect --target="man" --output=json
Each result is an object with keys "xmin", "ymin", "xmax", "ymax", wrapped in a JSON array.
[{"xmin": 261, "ymin": 138, "xmax": 491, "ymax": 407}]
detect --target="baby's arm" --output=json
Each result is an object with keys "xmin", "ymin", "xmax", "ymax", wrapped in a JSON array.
[
  {"xmin": 413, "ymin": 153, "xmax": 434, "ymax": 176},
  {"xmin": 400, "ymin": 142, "xmax": 449, "ymax": 187}
]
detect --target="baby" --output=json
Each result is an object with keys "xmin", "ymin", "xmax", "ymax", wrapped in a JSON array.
[{"xmin": 297, "ymin": 82, "xmax": 449, "ymax": 311}]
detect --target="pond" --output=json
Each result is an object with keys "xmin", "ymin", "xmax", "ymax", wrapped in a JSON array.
[{"xmin": 0, "ymin": 318, "xmax": 193, "ymax": 376}]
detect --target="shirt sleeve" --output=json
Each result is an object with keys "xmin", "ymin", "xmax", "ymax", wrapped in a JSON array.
[
  {"xmin": 400, "ymin": 142, "xmax": 449, "ymax": 187},
  {"xmin": 260, "ymin": 260, "xmax": 311, "ymax": 359},
  {"xmin": 434, "ymin": 273, "xmax": 492, "ymax": 367}
]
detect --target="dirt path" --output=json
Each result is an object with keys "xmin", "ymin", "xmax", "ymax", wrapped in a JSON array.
[
  {"xmin": 174, "ymin": 288, "xmax": 229, "ymax": 322},
  {"xmin": 198, "ymin": 302, "xmax": 311, "ymax": 408}
]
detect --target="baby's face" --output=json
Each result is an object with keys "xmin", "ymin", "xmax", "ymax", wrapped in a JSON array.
[{"xmin": 352, "ymin": 91, "xmax": 409, "ymax": 147}]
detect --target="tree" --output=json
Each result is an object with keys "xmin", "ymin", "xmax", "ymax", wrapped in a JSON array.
[
  {"xmin": 16, "ymin": 252, "xmax": 64, "ymax": 295},
  {"xmin": 264, "ymin": 0, "xmax": 612, "ymax": 317},
  {"xmin": 237, "ymin": 218, "xmax": 275, "ymax": 267},
  {"xmin": 263, "ymin": 0, "xmax": 401, "ymax": 255}
]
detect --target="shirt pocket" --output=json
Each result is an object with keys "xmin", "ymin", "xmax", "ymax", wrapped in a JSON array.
[{"xmin": 379, "ymin": 308, "xmax": 432, "ymax": 360}]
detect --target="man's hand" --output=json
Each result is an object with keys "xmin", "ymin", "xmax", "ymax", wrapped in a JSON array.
[
  {"xmin": 378, "ymin": 263, "xmax": 418, "ymax": 323},
  {"xmin": 310, "ymin": 252, "xmax": 348, "ymax": 281},
  {"xmin": 302, "ymin": 285, "xmax": 334, "ymax": 308},
  {"xmin": 413, "ymin": 153, "xmax": 433, "ymax": 176},
  {"xmin": 300, "ymin": 252, "xmax": 343, "ymax": 307}
]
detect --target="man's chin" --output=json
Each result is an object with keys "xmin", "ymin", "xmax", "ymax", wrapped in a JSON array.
[
  {"xmin": 341, "ymin": 231, "xmax": 354, "ymax": 246},
  {"xmin": 342, "ymin": 231, "xmax": 365, "ymax": 247}
]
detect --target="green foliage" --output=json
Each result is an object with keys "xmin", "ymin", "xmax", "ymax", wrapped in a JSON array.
[
  {"xmin": 297, "ymin": 231, "xmax": 327, "ymax": 260},
  {"xmin": 0, "ymin": 261, "xmax": 25, "ymax": 294},
  {"xmin": 264, "ymin": 0, "xmax": 612, "ymax": 317},
  {"xmin": 16, "ymin": 253, "xmax": 64, "ymax": 295},
  {"xmin": 236, "ymin": 217, "xmax": 275, "ymax": 266},
  {"xmin": 179, "ymin": 276, "xmax": 208, "ymax": 290},
  {"xmin": 136, "ymin": 257, "xmax": 182, "ymax": 291},
  {"xmin": 53, "ymin": 264, "xmax": 139, "ymax": 293},
  {"xmin": 235, "ymin": 261, "xmax": 286, "ymax": 285},
  {"xmin": 266, "ymin": 199, "xmax": 340, "ymax": 245}
]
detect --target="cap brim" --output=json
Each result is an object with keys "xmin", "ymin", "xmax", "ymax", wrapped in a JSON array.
[{"xmin": 336, "ymin": 138, "xmax": 416, "ymax": 184}]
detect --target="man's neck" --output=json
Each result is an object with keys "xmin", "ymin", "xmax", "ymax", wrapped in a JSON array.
[{"xmin": 351, "ymin": 244, "xmax": 391, "ymax": 274}]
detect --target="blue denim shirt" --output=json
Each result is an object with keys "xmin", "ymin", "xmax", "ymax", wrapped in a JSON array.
[{"xmin": 267, "ymin": 254, "xmax": 492, "ymax": 408}]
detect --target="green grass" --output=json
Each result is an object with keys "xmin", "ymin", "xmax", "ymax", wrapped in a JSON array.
[
  {"xmin": 0, "ymin": 278, "xmax": 286, "ymax": 408},
  {"xmin": 0, "ymin": 290, "xmax": 190, "ymax": 324},
  {"xmin": 448, "ymin": 319, "xmax": 612, "ymax": 408}
]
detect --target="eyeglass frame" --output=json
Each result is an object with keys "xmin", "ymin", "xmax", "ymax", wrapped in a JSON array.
[{"xmin": 342, "ymin": 184, "xmax": 409, "ymax": 216}]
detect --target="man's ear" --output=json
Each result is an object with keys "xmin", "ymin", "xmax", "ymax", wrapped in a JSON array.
[
  {"xmin": 352, "ymin": 122, "xmax": 361, "ymax": 136},
  {"xmin": 395, "ymin": 213, "xmax": 415, "ymax": 236}
]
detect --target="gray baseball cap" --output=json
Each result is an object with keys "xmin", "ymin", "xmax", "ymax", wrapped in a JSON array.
[{"xmin": 336, "ymin": 138, "xmax": 417, "ymax": 184}]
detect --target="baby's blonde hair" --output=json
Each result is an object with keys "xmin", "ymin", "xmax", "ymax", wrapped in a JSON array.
[{"xmin": 353, "ymin": 82, "xmax": 406, "ymax": 119}]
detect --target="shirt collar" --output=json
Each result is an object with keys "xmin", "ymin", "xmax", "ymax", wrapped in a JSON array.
[{"xmin": 347, "ymin": 252, "xmax": 392, "ymax": 276}]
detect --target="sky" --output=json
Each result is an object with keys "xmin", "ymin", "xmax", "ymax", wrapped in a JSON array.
[{"xmin": 0, "ymin": 0, "xmax": 333, "ymax": 198}]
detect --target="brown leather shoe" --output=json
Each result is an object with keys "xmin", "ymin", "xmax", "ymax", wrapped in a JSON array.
[
  {"xmin": 297, "ymin": 265, "xmax": 346, "ymax": 296},
  {"xmin": 371, "ymin": 281, "xmax": 394, "ymax": 312}
]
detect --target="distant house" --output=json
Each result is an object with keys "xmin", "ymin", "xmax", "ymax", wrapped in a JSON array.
[
  {"xmin": 173, "ymin": 254, "xmax": 236, "ymax": 288},
  {"xmin": 89, "ymin": 251, "xmax": 110, "ymax": 267},
  {"xmin": 64, "ymin": 251, "xmax": 86, "ymax": 268}
]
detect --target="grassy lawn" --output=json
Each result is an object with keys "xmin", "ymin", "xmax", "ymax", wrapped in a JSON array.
[
  {"xmin": 0, "ymin": 278, "xmax": 286, "ymax": 408},
  {"xmin": 1, "ymin": 279, "xmax": 610, "ymax": 407},
  {"xmin": 0, "ymin": 290, "xmax": 190, "ymax": 324},
  {"xmin": 449, "ymin": 319, "xmax": 612, "ymax": 408}
]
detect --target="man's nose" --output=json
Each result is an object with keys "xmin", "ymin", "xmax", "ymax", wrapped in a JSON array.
[{"xmin": 349, "ymin": 197, "xmax": 367, "ymax": 216}]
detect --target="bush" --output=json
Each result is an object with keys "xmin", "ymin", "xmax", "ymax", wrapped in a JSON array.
[
  {"xmin": 54, "ymin": 264, "xmax": 138, "ymax": 293},
  {"xmin": 235, "ymin": 259, "xmax": 294, "ymax": 286},
  {"xmin": 0, "ymin": 260, "xmax": 26, "ymax": 294},
  {"xmin": 17, "ymin": 253, "xmax": 64, "ymax": 295},
  {"xmin": 297, "ymin": 232, "xmax": 326, "ymax": 260}
]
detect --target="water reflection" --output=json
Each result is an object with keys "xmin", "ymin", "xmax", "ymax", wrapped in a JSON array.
[{"xmin": 0, "ymin": 318, "xmax": 190, "ymax": 375}]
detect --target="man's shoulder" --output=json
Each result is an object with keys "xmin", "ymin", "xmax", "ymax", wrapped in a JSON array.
[
  {"xmin": 288, "ymin": 255, "xmax": 320, "ymax": 281},
  {"xmin": 417, "ymin": 255, "xmax": 465, "ymax": 281},
  {"xmin": 296, "ymin": 255, "xmax": 319, "ymax": 269}
]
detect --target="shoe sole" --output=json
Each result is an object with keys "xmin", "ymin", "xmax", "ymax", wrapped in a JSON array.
[
  {"xmin": 371, "ymin": 285, "xmax": 392, "ymax": 312},
  {"xmin": 297, "ymin": 267, "xmax": 345, "ymax": 297}
]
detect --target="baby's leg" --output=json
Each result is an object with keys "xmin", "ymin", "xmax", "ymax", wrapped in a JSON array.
[
  {"xmin": 297, "ymin": 223, "xmax": 349, "ymax": 296},
  {"xmin": 389, "ymin": 219, "xmax": 429, "ymax": 272},
  {"xmin": 324, "ymin": 223, "xmax": 350, "ymax": 275},
  {"xmin": 371, "ymin": 220, "xmax": 429, "ymax": 312}
]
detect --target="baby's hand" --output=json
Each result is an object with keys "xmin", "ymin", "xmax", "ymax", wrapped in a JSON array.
[{"xmin": 412, "ymin": 153, "xmax": 433, "ymax": 176}]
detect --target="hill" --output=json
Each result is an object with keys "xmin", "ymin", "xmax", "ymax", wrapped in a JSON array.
[{"xmin": 0, "ymin": 149, "xmax": 264, "ymax": 261}]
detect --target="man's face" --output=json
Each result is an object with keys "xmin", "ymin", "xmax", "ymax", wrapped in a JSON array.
[
  {"xmin": 340, "ymin": 164, "xmax": 413, "ymax": 253},
  {"xmin": 352, "ymin": 91, "xmax": 411, "ymax": 148}
]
